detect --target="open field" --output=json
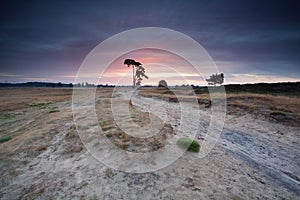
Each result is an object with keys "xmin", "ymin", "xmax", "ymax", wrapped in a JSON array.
[
  {"xmin": 139, "ymin": 87, "xmax": 300, "ymax": 127},
  {"xmin": 0, "ymin": 87, "xmax": 299, "ymax": 199},
  {"xmin": 0, "ymin": 88, "xmax": 72, "ymax": 112}
]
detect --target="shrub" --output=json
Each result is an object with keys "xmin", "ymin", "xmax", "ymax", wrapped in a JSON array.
[
  {"xmin": 176, "ymin": 138, "xmax": 200, "ymax": 152},
  {"xmin": 158, "ymin": 80, "xmax": 168, "ymax": 87},
  {"xmin": 0, "ymin": 135, "xmax": 12, "ymax": 143}
]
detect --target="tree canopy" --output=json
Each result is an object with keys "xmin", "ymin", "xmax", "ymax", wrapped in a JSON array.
[{"xmin": 206, "ymin": 73, "xmax": 224, "ymax": 85}]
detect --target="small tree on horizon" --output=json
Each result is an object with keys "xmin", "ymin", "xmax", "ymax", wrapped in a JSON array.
[
  {"xmin": 124, "ymin": 59, "xmax": 148, "ymax": 87},
  {"xmin": 206, "ymin": 73, "xmax": 224, "ymax": 86},
  {"xmin": 124, "ymin": 59, "xmax": 136, "ymax": 88}
]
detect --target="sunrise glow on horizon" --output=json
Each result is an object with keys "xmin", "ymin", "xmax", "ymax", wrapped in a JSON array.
[{"xmin": 0, "ymin": 1, "xmax": 299, "ymax": 85}]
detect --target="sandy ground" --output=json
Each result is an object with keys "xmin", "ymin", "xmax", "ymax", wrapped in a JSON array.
[{"xmin": 0, "ymin": 88, "xmax": 299, "ymax": 199}]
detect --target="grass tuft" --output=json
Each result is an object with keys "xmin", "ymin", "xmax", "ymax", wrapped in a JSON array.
[
  {"xmin": 0, "ymin": 114, "xmax": 14, "ymax": 122},
  {"xmin": 48, "ymin": 109, "xmax": 60, "ymax": 113},
  {"xmin": 0, "ymin": 135, "xmax": 12, "ymax": 143},
  {"xmin": 270, "ymin": 111, "xmax": 286, "ymax": 116},
  {"xmin": 176, "ymin": 138, "xmax": 200, "ymax": 152},
  {"xmin": 29, "ymin": 102, "xmax": 52, "ymax": 108}
]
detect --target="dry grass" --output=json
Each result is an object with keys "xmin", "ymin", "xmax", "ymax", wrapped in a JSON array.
[
  {"xmin": 139, "ymin": 88, "xmax": 300, "ymax": 126},
  {"xmin": 227, "ymin": 91, "xmax": 296, "ymax": 115},
  {"xmin": 0, "ymin": 88, "xmax": 72, "ymax": 112},
  {"xmin": 226, "ymin": 93, "xmax": 300, "ymax": 113},
  {"xmin": 95, "ymin": 88, "xmax": 174, "ymax": 152},
  {"xmin": 62, "ymin": 125, "xmax": 84, "ymax": 154}
]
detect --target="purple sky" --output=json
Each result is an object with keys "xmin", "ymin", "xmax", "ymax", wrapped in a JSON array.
[{"xmin": 0, "ymin": 0, "xmax": 300, "ymax": 85}]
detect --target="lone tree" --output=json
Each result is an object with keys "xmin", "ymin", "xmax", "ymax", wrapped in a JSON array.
[
  {"xmin": 124, "ymin": 59, "xmax": 136, "ymax": 87},
  {"xmin": 124, "ymin": 59, "xmax": 148, "ymax": 87},
  {"xmin": 206, "ymin": 73, "xmax": 224, "ymax": 86}
]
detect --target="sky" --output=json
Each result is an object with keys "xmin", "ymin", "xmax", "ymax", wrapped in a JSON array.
[{"xmin": 0, "ymin": 0, "xmax": 300, "ymax": 85}]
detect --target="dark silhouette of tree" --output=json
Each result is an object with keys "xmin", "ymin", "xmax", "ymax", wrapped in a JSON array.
[
  {"xmin": 124, "ymin": 59, "xmax": 136, "ymax": 87},
  {"xmin": 206, "ymin": 73, "xmax": 224, "ymax": 86},
  {"xmin": 124, "ymin": 59, "xmax": 148, "ymax": 87},
  {"xmin": 135, "ymin": 65, "xmax": 148, "ymax": 86},
  {"xmin": 134, "ymin": 61, "xmax": 142, "ymax": 66},
  {"xmin": 158, "ymin": 80, "xmax": 168, "ymax": 87}
]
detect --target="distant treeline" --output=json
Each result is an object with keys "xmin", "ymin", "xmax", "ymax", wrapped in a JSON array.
[
  {"xmin": 0, "ymin": 82, "xmax": 115, "ymax": 88},
  {"xmin": 192, "ymin": 82, "xmax": 300, "ymax": 96},
  {"xmin": 0, "ymin": 82, "xmax": 73, "ymax": 88},
  {"xmin": 1, "ymin": 81, "xmax": 299, "ymax": 96},
  {"xmin": 225, "ymin": 82, "xmax": 300, "ymax": 96}
]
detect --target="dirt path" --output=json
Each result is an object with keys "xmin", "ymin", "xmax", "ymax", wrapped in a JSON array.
[{"xmin": 128, "ymin": 90, "xmax": 300, "ymax": 197}]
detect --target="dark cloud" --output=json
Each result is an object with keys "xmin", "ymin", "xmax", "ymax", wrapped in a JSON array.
[{"xmin": 0, "ymin": 0, "xmax": 300, "ymax": 83}]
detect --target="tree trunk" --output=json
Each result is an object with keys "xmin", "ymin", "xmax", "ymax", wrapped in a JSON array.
[{"xmin": 132, "ymin": 66, "xmax": 135, "ymax": 88}]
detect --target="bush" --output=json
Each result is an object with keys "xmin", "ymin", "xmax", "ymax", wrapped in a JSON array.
[
  {"xmin": 158, "ymin": 80, "xmax": 168, "ymax": 87},
  {"xmin": 176, "ymin": 138, "xmax": 200, "ymax": 152},
  {"xmin": 0, "ymin": 135, "xmax": 12, "ymax": 143}
]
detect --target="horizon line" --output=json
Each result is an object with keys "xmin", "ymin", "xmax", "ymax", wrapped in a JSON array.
[{"xmin": 0, "ymin": 80, "xmax": 299, "ymax": 87}]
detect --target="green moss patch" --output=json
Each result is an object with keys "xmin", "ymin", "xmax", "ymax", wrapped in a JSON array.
[
  {"xmin": 48, "ymin": 109, "xmax": 60, "ymax": 113},
  {"xmin": 176, "ymin": 138, "xmax": 200, "ymax": 152},
  {"xmin": 0, "ymin": 135, "xmax": 12, "ymax": 143}
]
